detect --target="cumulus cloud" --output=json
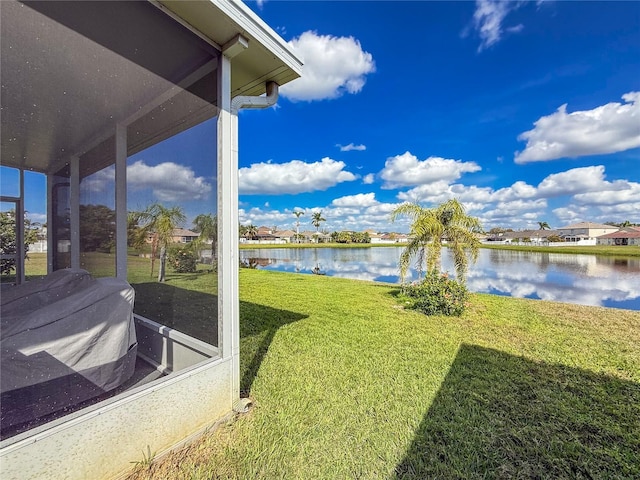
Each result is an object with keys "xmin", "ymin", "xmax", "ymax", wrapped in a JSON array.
[
  {"xmin": 572, "ymin": 175, "xmax": 640, "ymax": 205},
  {"xmin": 239, "ymin": 157, "xmax": 357, "ymax": 195},
  {"xmin": 338, "ymin": 143, "xmax": 366, "ymax": 152},
  {"xmin": 331, "ymin": 192, "xmax": 377, "ymax": 207},
  {"xmin": 127, "ymin": 160, "xmax": 212, "ymax": 202},
  {"xmin": 362, "ymin": 173, "xmax": 375, "ymax": 184},
  {"xmin": 515, "ymin": 92, "xmax": 640, "ymax": 163},
  {"xmin": 536, "ymin": 166, "xmax": 628, "ymax": 197},
  {"xmin": 470, "ymin": 0, "xmax": 526, "ymax": 52},
  {"xmin": 380, "ymin": 152, "xmax": 481, "ymax": 189},
  {"xmin": 280, "ymin": 31, "xmax": 375, "ymax": 101}
]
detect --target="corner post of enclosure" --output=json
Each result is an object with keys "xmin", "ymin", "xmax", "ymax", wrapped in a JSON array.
[
  {"xmin": 46, "ymin": 175, "xmax": 54, "ymax": 273},
  {"xmin": 115, "ymin": 124, "xmax": 128, "ymax": 279},
  {"xmin": 16, "ymin": 170, "xmax": 25, "ymax": 284},
  {"xmin": 217, "ymin": 48, "xmax": 239, "ymax": 405},
  {"xmin": 70, "ymin": 156, "xmax": 80, "ymax": 269}
]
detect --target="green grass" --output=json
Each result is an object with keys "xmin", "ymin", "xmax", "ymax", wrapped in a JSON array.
[
  {"xmin": 126, "ymin": 269, "xmax": 640, "ymax": 480},
  {"xmin": 241, "ymin": 242, "xmax": 640, "ymax": 257},
  {"xmin": 480, "ymin": 243, "xmax": 640, "ymax": 257}
]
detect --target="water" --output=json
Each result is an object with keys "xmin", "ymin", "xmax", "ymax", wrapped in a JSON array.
[{"xmin": 240, "ymin": 247, "xmax": 640, "ymax": 310}]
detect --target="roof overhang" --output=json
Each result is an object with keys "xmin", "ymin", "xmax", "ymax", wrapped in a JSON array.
[
  {"xmin": 0, "ymin": 0, "xmax": 302, "ymax": 175},
  {"xmin": 157, "ymin": 0, "xmax": 302, "ymax": 98}
]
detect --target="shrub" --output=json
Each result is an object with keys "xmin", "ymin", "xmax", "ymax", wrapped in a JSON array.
[
  {"xmin": 168, "ymin": 244, "xmax": 198, "ymax": 273},
  {"xmin": 400, "ymin": 270, "xmax": 469, "ymax": 316}
]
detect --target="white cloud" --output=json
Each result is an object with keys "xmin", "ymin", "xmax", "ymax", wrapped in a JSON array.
[
  {"xmin": 127, "ymin": 160, "xmax": 212, "ymax": 202},
  {"xmin": 515, "ymin": 92, "xmax": 640, "ymax": 163},
  {"xmin": 380, "ymin": 152, "xmax": 481, "ymax": 189},
  {"xmin": 338, "ymin": 143, "xmax": 366, "ymax": 152},
  {"xmin": 471, "ymin": 0, "xmax": 525, "ymax": 52},
  {"xmin": 362, "ymin": 173, "xmax": 375, "ymax": 185},
  {"xmin": 239, "ymin": 157, "xmax": 357, "ymax": 195},
  {"xmin": 331, "ymin": 192, "xmax": 377, "ymax": 207},
  {"xmin": 280, "ymin": 31, "xmax": 375, "ymax": 101},
  {"xmin": 492, "ymin": 181, "xmax": 537, "ymax": 202},
  {"xmin": 537, "ymin": 165, "xmax": 630, "ymax": 197}
]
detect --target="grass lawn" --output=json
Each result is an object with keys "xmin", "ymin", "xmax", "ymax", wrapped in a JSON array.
[
  {"xmin": 126, "ymin": 269, "xmax": 640, "ymax": 480},
  {"xmin": 240, "ymin": 241, "xmax": 640, "ymax": 257}
]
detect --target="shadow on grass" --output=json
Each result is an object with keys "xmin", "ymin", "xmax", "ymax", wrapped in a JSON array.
[
  {"xmin": 395, "ymin": 344, "xmax": 640, "ymax": 479},
  {"xmin": 132, "ymin": 280, "xmax": 307, "ymax": 397}
]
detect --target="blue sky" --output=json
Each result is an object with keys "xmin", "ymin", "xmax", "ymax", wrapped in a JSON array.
[
  {"xmin": 235, "ymin": 0, "xmax": 640, "ymax": 233},
  {"xmin": 4, "ymin": 1, "xmax": 639, "ymax": 234}
]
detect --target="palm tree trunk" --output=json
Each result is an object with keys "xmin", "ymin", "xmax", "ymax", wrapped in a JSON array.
[{"xmin": 158, "ymin": 245, "xmax": 166, "ymax": 282}]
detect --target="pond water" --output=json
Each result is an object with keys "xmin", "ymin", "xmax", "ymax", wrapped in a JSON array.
[{"xmin": 240, "ymin": 247, "xmax": 640, "ymax": 311}]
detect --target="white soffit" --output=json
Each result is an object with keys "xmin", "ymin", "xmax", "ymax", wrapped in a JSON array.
[{"xmin": 157, "ymin": 0, "xmax": 303, "ymax": 97}]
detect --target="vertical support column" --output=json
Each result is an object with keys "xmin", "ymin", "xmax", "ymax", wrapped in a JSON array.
[
  {"xmin": 217, "ymin": 52, "xmax": 240, "ymax": 405},
  {"xmin": 46, "ymin": 175, "xmax": 54, "ymax": 273},
  {"xmin": 16, "ymin": 170, "xmax": 25, "ymax": 284},
  {"xmin": 70, "ymin": 156, "xmax": 80, "ymax": 269},
  {"xmin": 115, "ymin": 124, "xmax": 128, "ymax": 279}
]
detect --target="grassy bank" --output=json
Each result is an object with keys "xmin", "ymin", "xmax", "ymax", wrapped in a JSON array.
[
  {"xmin": 240, "ymin": 242, "xmax": 640, "ymax": 257},
  {"xmin": 127, "ymin": 269, "xmax": 640, "ymax": 480},
  {"xmin": 480, "ymin": 243, "xmax": 640, "ymax": 257}
]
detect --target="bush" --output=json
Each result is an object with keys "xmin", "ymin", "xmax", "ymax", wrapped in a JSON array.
[
  {"xmin": 168, "ymin": 244, "xmax": 198, "ymax": 273},
  {"xmin": 399, "ymin": 270, "xmax": 469, "ymax": 316}
]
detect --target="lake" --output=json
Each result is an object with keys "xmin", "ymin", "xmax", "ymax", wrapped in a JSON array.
[{"xmin": 240, "ymin": 247, "xmax": 640, "ymax": 311}]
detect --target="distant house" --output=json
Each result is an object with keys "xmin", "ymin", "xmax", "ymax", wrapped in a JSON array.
[
  {"xmin": 485, "ymin": 230, "xmax": 561, "ymax": 244},
  {"xmin": 596, "ymin": 227, "xmax": 640, "ymax": 246},
  {"xmin": 557, "ymin": 222, "xmax": 618, "ymax": 242},
  {"xmin": 146, "ymin": 228, "xmax": 200, "ymax": 245},
  {"xmin": 273, "ymin": 229, "xmax": 296, "ymax": 243},
  {"xmin": 255, "ymin": 226, "xmax": 278, "ymax": 242},
  {"xmin": 364, "ymin": 229, "xmax": 383, "ymax": 243},
  {"xmin": 299, "ymin": 230, "xmax": 330, "ymax": 243},
  {"xmin": 171, "ymin": 228, "xmax": 199, "ymax": 244}
]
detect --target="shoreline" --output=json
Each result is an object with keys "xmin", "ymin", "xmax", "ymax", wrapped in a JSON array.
[{"xmin": 240, "ymin": 242, "xmax": 640, "ymax": 257}]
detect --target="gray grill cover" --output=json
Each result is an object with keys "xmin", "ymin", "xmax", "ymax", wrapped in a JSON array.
[{"xmin": 1, "ymin": 270, "xmax": 137, "ymax": 431}]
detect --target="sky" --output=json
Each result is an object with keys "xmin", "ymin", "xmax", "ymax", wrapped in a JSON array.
[
  {"xmin": 3, "ymin": 0, "xmax": 639, "ymax": 235},
  {"xmin": 234, "ymin": 0, "xmax": 640, "ymax": 233}
]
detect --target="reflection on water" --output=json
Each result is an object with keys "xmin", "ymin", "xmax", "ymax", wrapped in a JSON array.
[{"xmin": 240, "ymin": 247, "xmax": 640, "ymax": 310}]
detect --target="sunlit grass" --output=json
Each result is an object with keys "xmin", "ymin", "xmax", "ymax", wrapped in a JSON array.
[{"xmin": 126, "ymin": 269, "xmax": 640, "ymax": 480}]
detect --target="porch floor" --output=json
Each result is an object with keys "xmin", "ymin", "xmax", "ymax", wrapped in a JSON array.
[{"xmin": 1, "ymin": 355, "xmax": 165, "ymax": 441}]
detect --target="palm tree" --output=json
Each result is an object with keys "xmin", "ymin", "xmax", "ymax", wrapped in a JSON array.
[
  {"xmin": 538, "ymin": 221, "xmax": 550, "ymax": 230},
  {"xmin": 293, "ymin": 210, "xmax": 304, "ymax": 243},
  {"xmin": 390, "ymin": 198, "xmax": 481, "ymax": 283},
  {"xmin": 193, "ymin": 213, "xmax": 217, "ymax": 265},
  {"xmin": 135, "ymin": 203, "xmax": 186, "ymax": 282},
  {"xmin": 311, "ymin": 211, "xmax": 325, "ymax": 233},
  {"xmin": 244, "ymin": 224, "xmax": 257, "ymax": 240}
]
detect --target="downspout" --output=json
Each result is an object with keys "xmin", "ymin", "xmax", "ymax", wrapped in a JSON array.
[
  {"xmin": 229, "ymin": 81, "xmax": 278, "ymax": 415},
  {"xmin": 231, "ymin": 81, "xmax": 279, "ymax": 114}
]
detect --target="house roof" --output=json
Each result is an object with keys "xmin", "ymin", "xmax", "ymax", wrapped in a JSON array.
[
  {"xmin": 558, "ymin": 222, "xmax": 617, "ymax": 230},
  {"xmin": 488, "ymin": 230, "xmax": 561, "ymax": 239},
  {"xmin": 173, "ymin": 228, "xmax": 199, "ymax": 237},
  {"xmin": 598, "ymin": 230, "xmax": 640, "ymax": 239},
  {"xmin": 1, "ymin": 0, "xmax": 302, "ymax": 176},
  {"xmin": 274, "ymin": 230, "xmax": 296, "ymax": 237}
]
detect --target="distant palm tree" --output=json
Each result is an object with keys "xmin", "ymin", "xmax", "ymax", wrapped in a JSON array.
[
  {"xmin": 311, "ymin": 211, "xmax": 325, "ymax": 233},
  {"xmin": 244, "ymin": 224, "xmax": 257, "ymax": 240},
  {"xmin": 538, "ymin": 221, "xmax": 550, "ymax": 230},
  {"xmin": 136, "ymin": 203, "xmax": 186, "ymax": 282},
  {"xmin": 390, "ymin": 198, "xmax": 481, "ymax": 283},
  {"xmin": 294, "ymin": 211, "xmax": 304, "ymax": 243},
  {"xmin": 193, "ymin": 213, "xmax": 217, "ymax": 265}
]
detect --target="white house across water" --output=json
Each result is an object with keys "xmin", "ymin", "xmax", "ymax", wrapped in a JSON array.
[{"xmin": 0, "ymin": 1, "xmax": 301, "ymax": 478}]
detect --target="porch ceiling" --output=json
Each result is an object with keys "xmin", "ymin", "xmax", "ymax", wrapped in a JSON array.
[{"xmin": 0, "ymin": 0, "xmax": 302, "ymax": 176}]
